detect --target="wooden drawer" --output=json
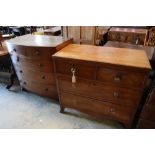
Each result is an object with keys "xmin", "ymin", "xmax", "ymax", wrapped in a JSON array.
[
  {"xmin": 57, "ymin": 75, "xmax": 140, "ymax": 107},
  {"xmin": 15, "ymin": 65, "xmax": 56, "ymax": 85},
  {"xmin": 97, "ymin": 68, "xmax": 145, "ymax": 88},
  {"xmin": 138, "ymin": 119, "xmax": 155, "ymax": 129},
  {"xmin": 11, "ymin": 53, "xmax": 54, "ymax": 73},
  {"xmin": 54, "ymin": 59, "xmax": 96, "ymax": 80},
  {"xmin": 20, "ymin": 80, "xmax": 58, "ymax": 99},
  {"xmin": 60, "ymin": 92, "xmax": 134, "ymax": 121},
  {"xmin": 8, "ymin": 44, "xmax": 54, "ymax": 60},
  {"xmin": 141, "ymin": 105, "xmax": 155, "ymax": 121}
]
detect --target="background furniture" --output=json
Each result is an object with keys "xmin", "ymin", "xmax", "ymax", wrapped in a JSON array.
[
  {"xmin": 6, "ymin": 34, "xmax": 73, "ymax": 98},
  {"xmin": 62, "ymin": 26, "xmax": 107, "ymax": 45},
  {"xmin": 108, "ymin": 27, "xmax": 148, "ymax": 45},
  {"xmin": 53, "ymin": 44, "xmax": 151, "ymax": 128},
  {"xmin": 138, "ymin": 80, "xmax": 155, "ymax": 128},
  {"xmin": 43, "ymin": 26, "xmax": 61, "ymax": 36}
]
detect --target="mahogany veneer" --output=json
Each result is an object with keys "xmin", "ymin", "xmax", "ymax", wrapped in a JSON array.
[
  {"xmin": 6, "ymin": 34, "xmax": 73, "ymax": 98},
  {"xmin": 53, "ymin": 44, "xmax": 151, "ymax": 128}
]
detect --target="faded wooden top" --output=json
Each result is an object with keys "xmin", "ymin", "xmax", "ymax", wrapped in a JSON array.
[
  {"xmin": 53, "ymin": 44, "xmax": 151, "ymax": 70},
  {"xmin": 109, "ymin": 27, "xmax": 148, "ymax": 34},
  {"xmin": 5, "ymin": 34, "xmax": 72, "ymax": 47}
]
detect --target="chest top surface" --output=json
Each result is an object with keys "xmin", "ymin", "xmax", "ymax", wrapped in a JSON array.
[
  {"xmin": 53, "ymin": 44, "xmax": 151, "ymax": 70},
  {"xmin": 5, "ymin": 34, "xmax": 72, "ymax": 47},
  {"xmin": 109, "ymin": 27, "xmax": 148, "ymax": 34}
]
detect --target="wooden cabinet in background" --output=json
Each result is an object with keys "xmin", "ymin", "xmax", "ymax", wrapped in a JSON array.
[
  {"xmin": 138, "ymin": 81, "xmax": 155, "ymax": 128},
  {"xmin": 108, "ymin": 27, "xmax": 148, "ymax": 45},
  {"xmin": 6, "ymin": 34, "xmax": 73, "ymax": 99},
  {"xmin": 53, "ymin": 44, "xmax": 151, "ymax": 128}
]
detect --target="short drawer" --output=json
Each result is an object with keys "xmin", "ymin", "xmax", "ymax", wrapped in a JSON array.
[
  {"xmin": 97, "ymin": 68, "xmax": 145, "ymax": 88},
  {"xmin": 54, "ymin": 59, "xmax": 96, "ymax": 80},
  {"xmin": 57, "ymin": 75, "xmax": 141, "ymax": 107},
  {"xmin": 11, "ymin": 53, "xmax": 54, "ymax": 72},
  {"xmin": 8, "ymin": 44, "xmax": 54, "ymax": 60},
  {"xmin": 20, "ymin": 80, "xmax": 58, "ymax": 99},
  {"xmin": 15, "ymin": 65, "xmax": 56, "ymax": 85},
  {"xmin": 141, "ymin": 105, "xmax": 155, "ymax": 121},
  {"xmin": 60, "ymin": 92, "xmax": 134, "ymax": 121}
]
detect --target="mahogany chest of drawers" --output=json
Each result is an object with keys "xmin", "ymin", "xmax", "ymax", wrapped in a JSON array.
[
  {"xmin": 6, "ymin": 34, "xmax": 73, "ymax": 99},
  {"xmin": 108, "ymin": 27, "xmax": 148, "ymax": 45},
  {"xmin": 53, "ymin": 44, "xmax": 151, "ymax": 128},
  {"xmin": 138, "ymin": 81, "xmax": 155, "ymax": 128}
]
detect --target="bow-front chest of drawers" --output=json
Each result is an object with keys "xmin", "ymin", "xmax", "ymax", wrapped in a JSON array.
[
  {"xmin": 53, "ymin": 44, "xmax": 151, "ymax": 128},
  {"xmin": 6, "ymin": 34, "xmax": 73, "ymax": 99}
]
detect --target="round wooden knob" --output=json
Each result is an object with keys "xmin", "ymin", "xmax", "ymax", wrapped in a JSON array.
[
  {"xmin": 45, "ymin": 88, "xmax": 48, "ymax": 91},
  {"xmin": 39, "ymin": 64, "xmax": 43, "ymax": 68},
  {"xmin": 114, "ymin": 76, "xmax": 121, "ymax": 82},
  {"xmin": 113, "ymin": 92, "xmax": 119, "ymax": 97},
  {"xmin": 110, "ymin": 108, "xmax": 116, "ymax": 113},
  {"xmin": 42, "ymin": 76, "xmax": 45, "ymax": 79},
  {"xmin": 36, "ymin": 51, "xmax": 40, "ymax": 56},
  {"xmin": 23, "ymin": 81, "xmax": 27, "ymax": 85}
]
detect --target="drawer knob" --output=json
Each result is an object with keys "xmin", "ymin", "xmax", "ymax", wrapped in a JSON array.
[
  {"xmin": 13, "ymin": 48, "xmax": 16, "ymax": 52},
  {"xmin": 20, "ymin": 70, "xmax": 23, "ymax": 73},
  {"xmin": 71, "ymin": 68, "xmax": 76, "ymax": 83},
  {"xmin": 42, "ymin": 76, "xmax": 45, "ymax": 79},
  {"xmin": 23, "ymin": 81, "xmax": 27, "ymax": 85},
  {"xmin": 45, "ymin": 88, "xmax": 48, "ymax": 91},
  {"xmin": 39, "ymin": 64, "xmax": 43, "ymax": 68},
  {"xmin": 114, "ymin": 76, "xmax": 121, "ymax": 82},
  {"xmin": 110, "ymin": 108, "xmax": 116, "ymax": 113},
  {"xmin": 36, "ymin": 51, "xmax": 40, "ymax": 56},
  {"xmin": 113, "ymin": 92, "xmax": 119, "ymax": 97}
]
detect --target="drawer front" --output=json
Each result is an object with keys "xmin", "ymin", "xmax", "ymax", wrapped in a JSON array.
[
  {"xmin": 15, "ymin": 65, "xmax": 56, "ymax": 85},
  {"xmin": 141, "ymin": 105, "xmax": 155, "ymax": 121},
  {"xmin": 97, "ymin": 68, "xmax": 145, "ymax": 88},
  {"xmin": 57, "ymin": 75, "xmax": 140, "ymax": 106},
  {"xmin": 138, "ymin": 119, "xmax": 155, "ymax": 129},
  {"xmin": 55, "ymin": 59, "xmax": 96, "ymax": 80},
  {"xmin": 60, "ymin": 92, "xmax": 134, "ymax": 121},
  {"xmin": 8, "ymin": 44, "xmax": 54, "ymax": 60},
  {"xmin": 11, "ymin": 53, "xmax": 54, "ymax": 73},
  {"xmin": 20, "ymin": 80, "xmax": 58, "ymax": 98}
]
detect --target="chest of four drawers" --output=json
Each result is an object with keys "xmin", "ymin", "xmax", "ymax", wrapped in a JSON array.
[{"xmin": 54, "ymin": 58, "xmax": 149, "ymax": 128}]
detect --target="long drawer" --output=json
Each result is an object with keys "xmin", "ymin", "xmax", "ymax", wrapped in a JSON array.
[
  {"xmin": 8, "ymin": 45, "xmax": 54, "ymax": 60},
  {"xmin": 57, "ymin": 75, "xmax": 140, "ymax": 107},
  {"xmin": 20, "ymin": 80, "xmax": 58, "ymax": 99},
  {"xmin": 60, "ymin": 92, "xmax": 134, "ymax": 122},
  {"xmin": 14, "ymin": 65, "xmax": 56, "ymax": 85},
  {"xmin": 11, "ymin": 53, "xmax": 54, "ymax": 72},
  {"xmin": 54, "ymin": 59, "xmax": 146, "ymax": 88}
]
